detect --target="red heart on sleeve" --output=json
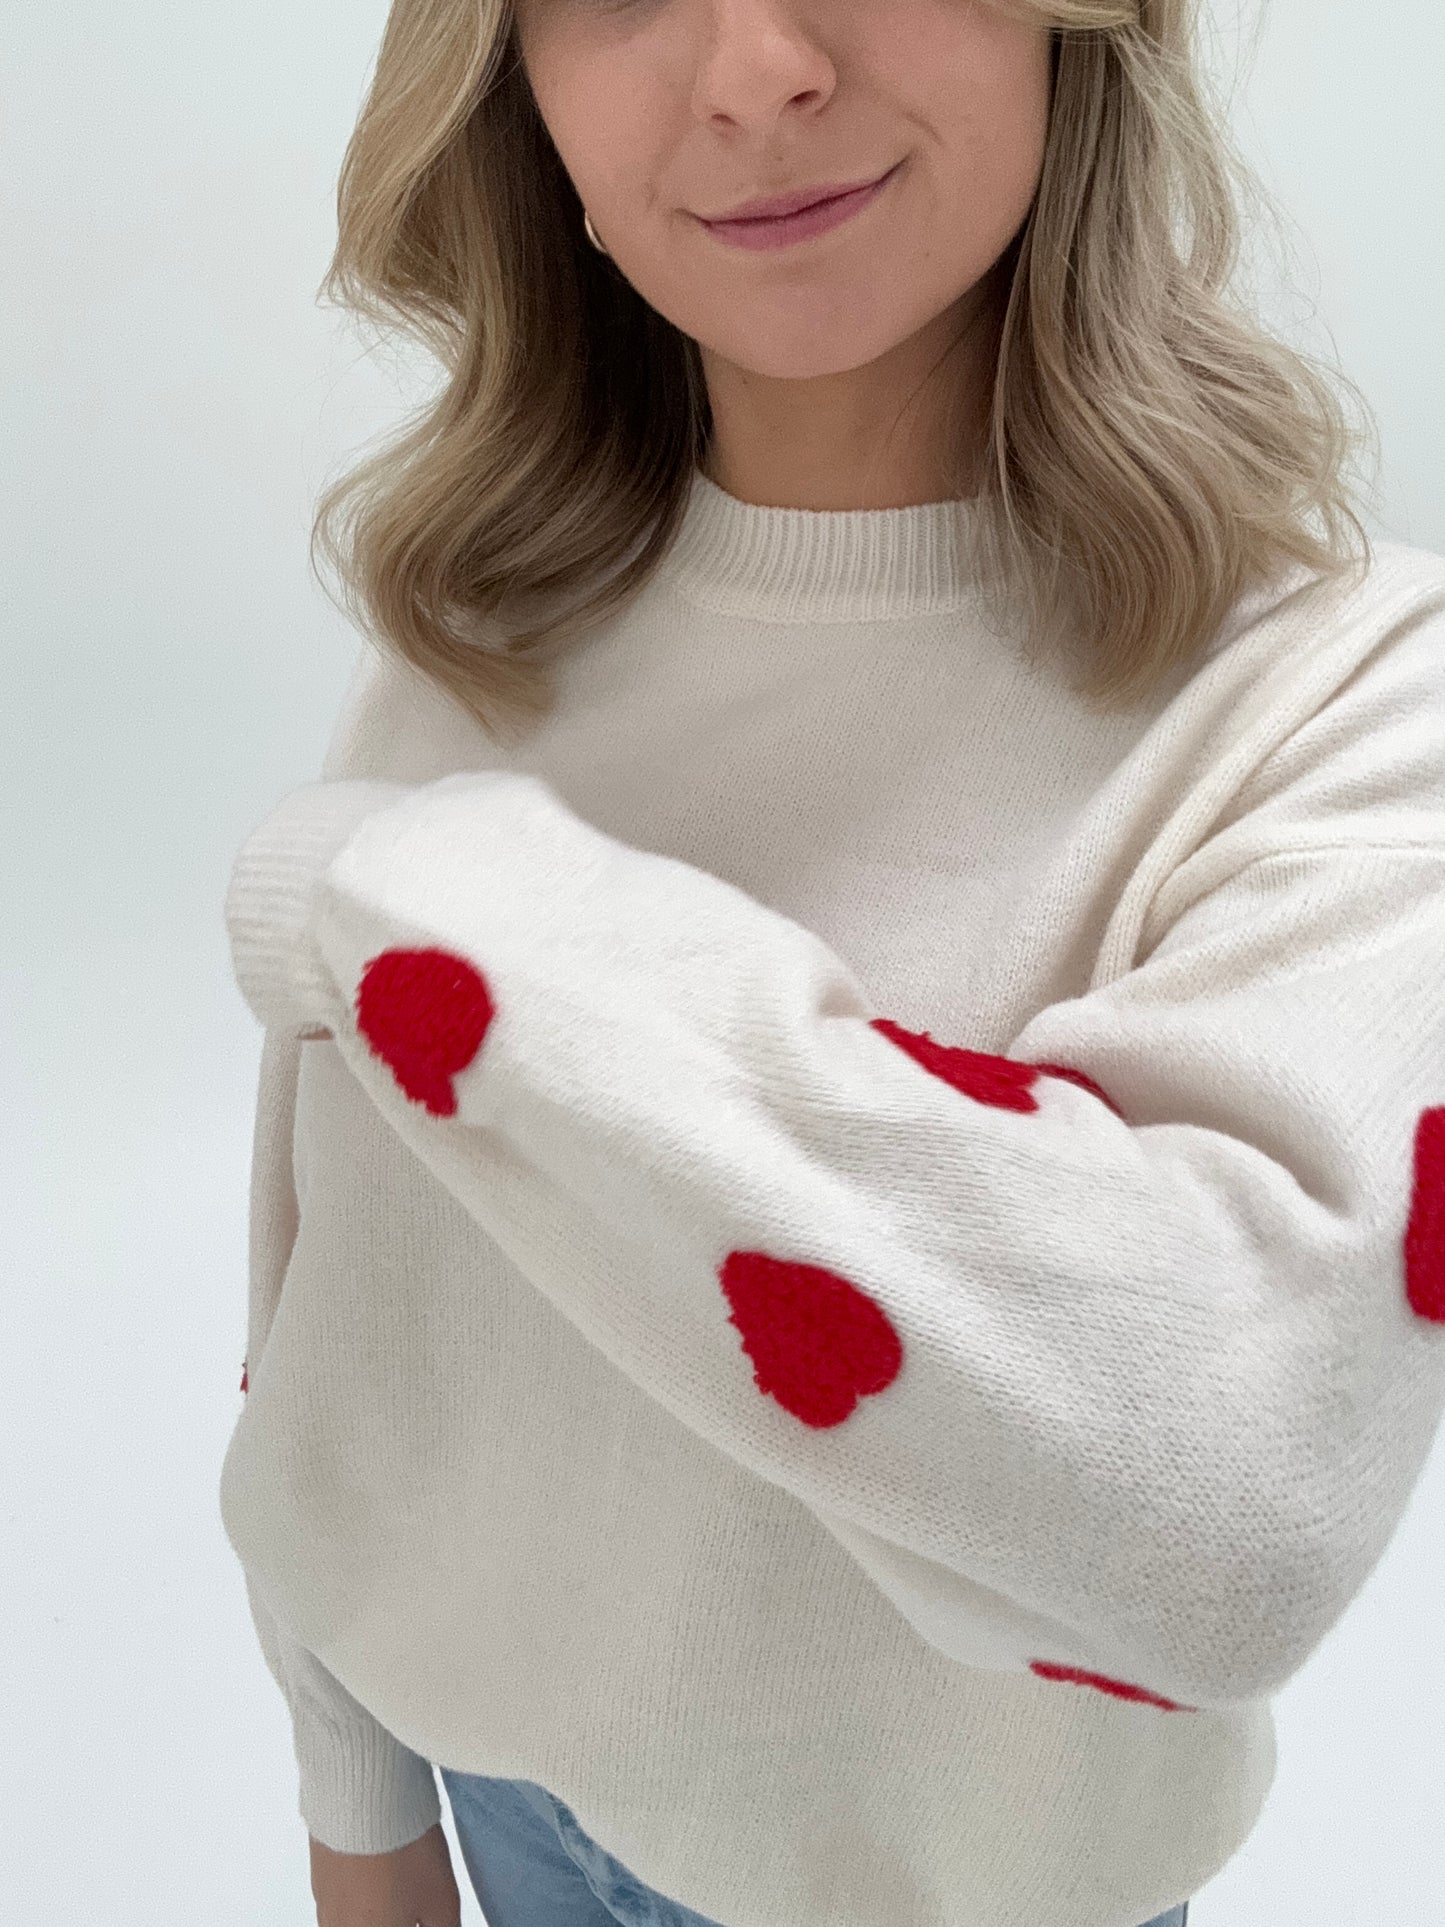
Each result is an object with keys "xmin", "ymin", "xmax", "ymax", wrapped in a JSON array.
[{"xmin": 356, "ymin": 947, "xmax": 495, "ymax": 1117}]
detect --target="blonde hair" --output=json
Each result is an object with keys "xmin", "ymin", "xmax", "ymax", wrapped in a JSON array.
[{"xmin": 309, "ymin": 0, "xmax": 1379, "ymax": 745}]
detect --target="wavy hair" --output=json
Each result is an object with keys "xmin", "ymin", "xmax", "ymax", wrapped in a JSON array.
[{"xmin": 309, "ymin": 0, "xmax": 1379, "ymax": 744}]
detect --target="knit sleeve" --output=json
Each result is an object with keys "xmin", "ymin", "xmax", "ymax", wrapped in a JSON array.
[
  {"xmin": 242, "ymin": 1572, "xmax": 443, "ymax": 1854},
  {"xmin": 222, "ymin": 769, "xmax": 1445, "ymax": 1721},
  {"xmin": 225, "ymin": 1026, "xmax": 441, "ymax": 1854},
  {"xmin": 224, "ymin": 782, "xmax": 412, "ymax": 1040}
]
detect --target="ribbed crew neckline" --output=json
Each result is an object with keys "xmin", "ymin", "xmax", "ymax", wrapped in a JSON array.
[{"xmin": 661, "ymin": 466, "xmax": 988, "ymax": 624}]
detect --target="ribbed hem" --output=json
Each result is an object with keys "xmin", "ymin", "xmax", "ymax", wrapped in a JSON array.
[
  {"xmin": 291, "ymin": 1697, "xmax": 443, "ymax": 1855},
  {"xmin": 224, "ymin": 779, "xmax": 411, "ymax": 1038}
]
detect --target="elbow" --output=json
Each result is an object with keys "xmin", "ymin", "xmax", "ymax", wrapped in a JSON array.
[{"xmin": 1172, "ymin": 1528, "xmax": 1355, "ymax": 1710}]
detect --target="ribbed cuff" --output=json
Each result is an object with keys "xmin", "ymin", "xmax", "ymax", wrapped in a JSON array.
[
  {"xmin": 241, "ymin": 1569, "xmax": 443, "ymax": 1857},
  {"xmin": 224, "ymin": 780, "xmax": 411, "ymax": 1038},
  {"xmin": 291, "ymin": 1696, "xmax": 443, "ymax": 1855}
]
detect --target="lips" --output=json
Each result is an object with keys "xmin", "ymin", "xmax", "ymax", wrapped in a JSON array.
[{"xmin": 705, "ymin": 168, "xmax": 893, "ymax": 225}]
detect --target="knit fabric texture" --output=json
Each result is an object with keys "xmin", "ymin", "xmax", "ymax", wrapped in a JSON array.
[{"xmin": 220, "ymin": 468, "xmax": 1445, "ymax": 1927}]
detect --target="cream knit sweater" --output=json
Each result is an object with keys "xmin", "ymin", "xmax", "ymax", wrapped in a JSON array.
[{"xmin": 220, "ymin": 470, "xmax": 1445, "ymax": 1927}]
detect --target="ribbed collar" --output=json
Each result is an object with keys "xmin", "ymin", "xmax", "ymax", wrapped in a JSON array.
[{"xmin": 661, "ymin": 466, "xmax": 988, "ymax": 623}]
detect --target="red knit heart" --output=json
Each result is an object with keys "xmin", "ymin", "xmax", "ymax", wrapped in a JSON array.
[
  {"xmin": 1027, "ymin": 1660, "xmax": 1196, "ymax": 1712},
  {"xmin": 870, "ymin": 1018, "xmax": 1125, "ymax": 1120},
  {"xmin": 355, "ymin": 947, "xmax": 495, "ymax": 1118},
  {"xmin": 719, "ymin": 1249, "xmax": 904, "ymax": 1428},
  {"xmin": 1028, "ymin": 1059, "xmax": 1127, "ymax": 1120},
  {"xmin": 1405, "ymin": 1105, "xmax": 1445, "ymax": 1322}
]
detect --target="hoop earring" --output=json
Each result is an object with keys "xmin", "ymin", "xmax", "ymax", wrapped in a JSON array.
[{"xmin": 583, "ymin": 209, "xmax": 609, "ymax": 256}]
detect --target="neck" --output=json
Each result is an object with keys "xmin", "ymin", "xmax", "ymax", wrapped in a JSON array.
[{"xmin": 698, "ymin": 273, "xmax": 1003, "ymax": 512}]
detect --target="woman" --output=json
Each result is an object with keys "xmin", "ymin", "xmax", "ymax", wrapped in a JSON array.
[{"xmin": 218, "ymin": 0, "xmax": 1445, "ymax": 1922}]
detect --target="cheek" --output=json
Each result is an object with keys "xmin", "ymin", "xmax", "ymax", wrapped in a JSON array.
[
  {"xmin": 892, "ymin": 5, "xmax": 1052, "ymax": 127},
  {"xmin": 522, "ymin": 36, "xmax": 666, "ymax": 205},
  {"xmin": 972, "ymin": 84, "xmax": 1052, "ymax": 237},
  {"xmin": 907, "ymin": 36, "xmax": 1052, "ymax": 227}
]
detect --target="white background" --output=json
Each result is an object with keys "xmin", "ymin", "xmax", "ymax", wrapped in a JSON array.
[{"xmin": 3, "ymin": 1, "xmax": 1442, "ymax": 1920}]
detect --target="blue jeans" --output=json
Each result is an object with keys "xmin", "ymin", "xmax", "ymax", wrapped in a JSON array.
[{"xmin": 440, "ymin": 1771, "xmax": 1191, "ymax": 1927}]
